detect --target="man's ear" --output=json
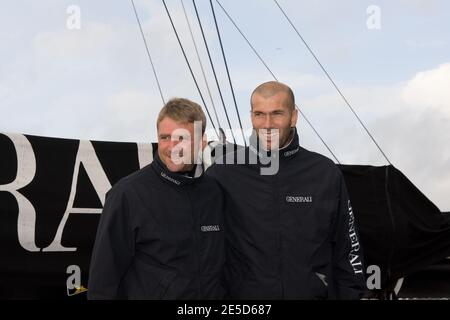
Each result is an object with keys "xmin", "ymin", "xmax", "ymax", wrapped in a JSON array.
[
  {"xmin": 201, "ymin": 133, "xmax": 207, "ymax": 151},
  {"xmin": 291, "ymin": 107, "xmax": 298, "ymax": 127}
]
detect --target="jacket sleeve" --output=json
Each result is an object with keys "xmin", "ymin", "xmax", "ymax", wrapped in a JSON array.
[
  {"xmin": 331, "ymin": 173, "xmax": 366, "ymax": 299},
  {"xmin": 87, "ymin": 183, "xmax": 135, "ymax": 299}
]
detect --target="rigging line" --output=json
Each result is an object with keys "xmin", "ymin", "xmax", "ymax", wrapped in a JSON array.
[
  {"xmin": 273, "ymin": 0, "xmax": 391, "ymax": 165},
  {"xmin": 192, "ymin": 0, "xmax": 237, "ymax": 145},
  {"xmin": 161, "ymin": 0, "xmax": 219, "ymax": 139},
  {"xmin": 215, "ymin": 0, "xmax": 340, "ymax": 163},
  {"xmin": 297, "ymin": 106, "xmax": 340, "ymax": 164},
  {"xmin": 215, "ymin": 0, "xmax": 277, "ymax": 80},
  {"xmin": 209, "ymin": 0, "xmax": 247, "ymax": 147},
  {"xmin": 130, "ymin": 0, "xmax": 165, "ymax": 105},
  {"xmin": 180, "ymin": 0, "xmax": 222, "ymax": 130}
]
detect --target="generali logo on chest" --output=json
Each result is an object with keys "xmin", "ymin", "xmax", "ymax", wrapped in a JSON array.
[{"xmin": 285, "ymin": 195, "xmax": 313, "ymax": 203}]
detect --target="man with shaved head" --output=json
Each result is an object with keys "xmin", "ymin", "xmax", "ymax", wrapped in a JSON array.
[
  {"xmin": 250, "ymin": 81, "xmax": 297, "ymax": 151},
  {"xmin": 207, "ymin": 81, "xmax": 366, "ymax": 300}
]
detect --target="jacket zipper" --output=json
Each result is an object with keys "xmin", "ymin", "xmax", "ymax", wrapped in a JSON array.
[
  {"xmin": 274, "ymin": 173, "xmax": 284, "ymax": 298},
  {"xmin": 186, "ymin": 188, "xmax": 202, "ymax": 298}
]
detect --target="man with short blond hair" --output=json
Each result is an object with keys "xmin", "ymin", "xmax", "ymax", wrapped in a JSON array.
[
  {"xmin": 88, "ymin": 98, "xmax": 225, "ymax": 299},
  {"xmin": 157, "ymin": 97, "xmax": 207, "ymax": 133}
]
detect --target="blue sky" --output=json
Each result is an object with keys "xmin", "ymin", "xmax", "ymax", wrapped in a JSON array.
[{"xmin": 1, "ymin": 0, "xmax": 449, "ymax": 210}]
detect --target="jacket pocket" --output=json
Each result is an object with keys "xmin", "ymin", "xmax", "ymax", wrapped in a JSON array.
[
  {"xmin": 131, "ymin": 254, "xmax": 178, "ymax": 299},
  {"xmin": 154, "ymin": 267, "xmax": 178, "ymax": 299}
]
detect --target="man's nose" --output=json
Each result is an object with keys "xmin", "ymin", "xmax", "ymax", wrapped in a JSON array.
[
  {"xmin": 170, "ymin": 138, "xmax": 180, "ymax": 147},
  {"xmin": 166, "ymin": 139, "xmax": 179, "ymax": 152},
  {"xmin": 263, "ymin": 114, "xmax": 273, "ymax": 129}
]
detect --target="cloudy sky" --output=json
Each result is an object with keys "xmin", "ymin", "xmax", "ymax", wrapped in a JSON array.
[{"xmin": 1, "ymin": 0, "xmax": 449, "ymax": 210}]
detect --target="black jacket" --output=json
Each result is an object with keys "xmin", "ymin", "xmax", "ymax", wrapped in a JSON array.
[
  {"xmin": 88, "ymin": 153, "xmax": 225, "ymax": 299},
  {"xmin": 207, "ymin": 130, "xmax": 366, "ymax": 299}
]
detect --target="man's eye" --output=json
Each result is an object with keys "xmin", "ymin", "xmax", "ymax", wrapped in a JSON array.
[{"xmin": 160, "ymin": 136, "xmax": 169, "ymax": 141}]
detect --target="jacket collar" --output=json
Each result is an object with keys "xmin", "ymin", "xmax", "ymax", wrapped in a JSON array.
[
  {"xmin": 152, "ymin": 152, "xmax": 203, "ymax": 186},
  {"xmin": 248, "ymin": 128, "xmax": 301, "ymax": 161}
]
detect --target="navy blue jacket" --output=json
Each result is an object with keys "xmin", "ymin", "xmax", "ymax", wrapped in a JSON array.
[
  {"xmin": 207, "ymin": 131, "xmax": 366, "ymax": 299},
  {"xmin": 88, "ymin": 153, "xmax": 225, "ymax": 299}
]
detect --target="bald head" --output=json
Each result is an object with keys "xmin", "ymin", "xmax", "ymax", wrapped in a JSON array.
[{"xmin": 250, "ymin": 81, "xmax": 295, "ymax": 111}]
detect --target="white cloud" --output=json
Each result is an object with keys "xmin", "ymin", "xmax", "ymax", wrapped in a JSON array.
[
  {"xmin": 102, "ymin": 89, "xmax": 162, "ymax": 143},
  {"xmin": 370, "ymin": 109, "xmax": 450, "ymax": 211},
  {"xmin": 401, "ymin": 63, "xmax": 450, "ymax": 112}
]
